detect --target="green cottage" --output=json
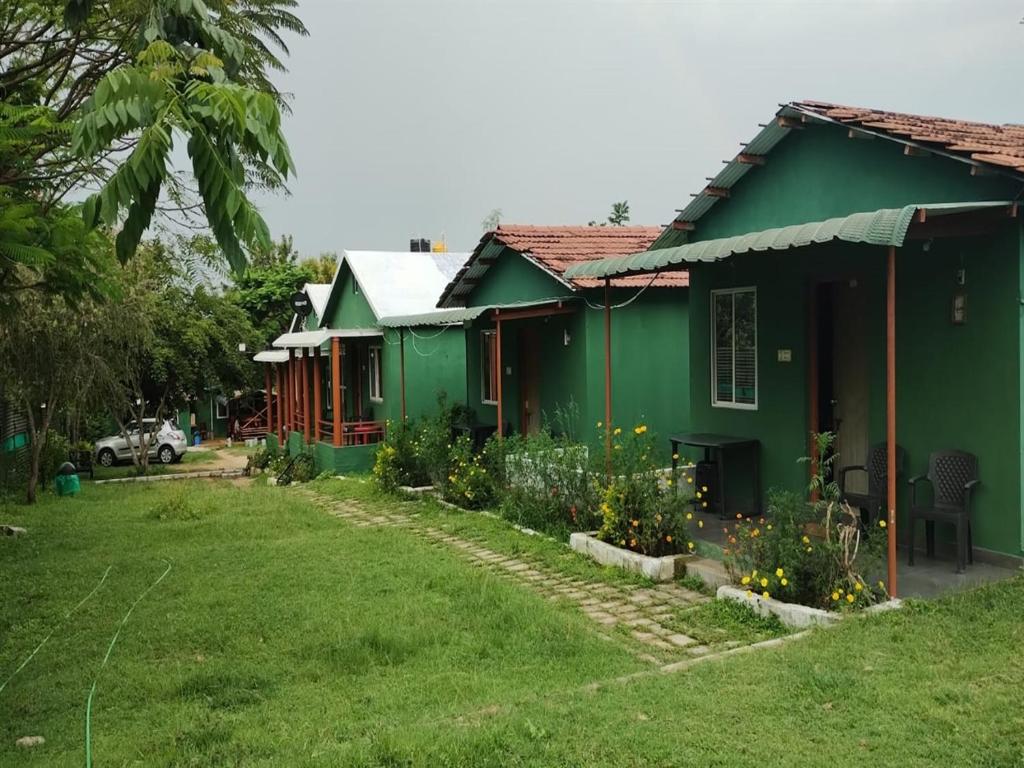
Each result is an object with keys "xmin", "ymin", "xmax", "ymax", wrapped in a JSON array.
[
  {"xmin": 435, "ymin": 226, "xmax": 690, "ymax": 450},
  {"xmin": 566, "ymin": 101, "xmax": 1024, "ymax": 580},
  {"xmin": 260, "ymin": 249, "xmax": 471, "ymax": 474}
]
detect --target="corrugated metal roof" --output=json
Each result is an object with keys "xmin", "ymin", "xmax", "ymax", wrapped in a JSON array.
[
  {"xmin": 566, "ymin": 202, "xmax": 1012, "ymax": 280},
  {"xmin": 273, "ymin": 328, "xmax": 383, "ymax": 348},
  {"xmin": 337, "ymin": 250, "xmax": 469, "ymax": 321},
  {"xmin": 379, "ymin": 298, "xmax": 583, "ymax": 328},
  {"xmin": 253, "ymin": 349, "xmax": 289, "ymax": 363}
]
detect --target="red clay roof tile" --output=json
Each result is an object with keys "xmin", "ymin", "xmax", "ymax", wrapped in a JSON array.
[{"xmin": 794, "ymin": 101, "xmax": 1024, "ymax": 174}]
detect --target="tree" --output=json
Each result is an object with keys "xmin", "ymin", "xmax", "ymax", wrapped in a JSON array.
[
  {"xmin": 301, "ymin": 252, "xmax": 337, "ymax": 283},
  {"xmin": 0, "ymin": 275, "xmax": 110, "ymax": 502},
  {"xmin": 95, "ymin": 240, "xmax": 260, "ymax": 474},
  {"xmin": 481, "ymin": 208, "xmax": 502, "ymax": 231},
  {"xmin": 589, "ymin": 200, "xmax": 631, "ymax": 227},
  {"xmin": 0, "ymin": 0, "xmax": 308, "ymax": 299}
]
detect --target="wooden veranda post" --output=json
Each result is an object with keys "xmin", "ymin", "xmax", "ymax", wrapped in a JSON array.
[
  {"xmin": 313, "ymin": 350, "xmax": 322, "ymax": 443},
  {"xmin": 276, "ymin": 364, "xmax": 284, "ymax": 441},
  {"xmin": 808, "ymin": 285, "xmax": 819, "ymax": 499},
  {"xmin": 604, "ymin": 278, "xmax": 612, "ymax": 472},
  {"xmin": 886, "ymin": 245, "xmax": 898, "ymax": 597},
  {"xmin": 331, "ymin": 337, "xmax": 342, "ymax": 447},
  {"xmin": 302, "ymin": 350, "xmax": 311, "ymax": 444},
  {"xmin": 495, "ymin": 317, "xmax": 504, "ymax": 438},
  {"xmin": 286, "ymin": 351, "xmax": 294, "ymax": 433},
  {"xmin": 264, "ymin": 364, "xmax": 272, "ymax": 435}
]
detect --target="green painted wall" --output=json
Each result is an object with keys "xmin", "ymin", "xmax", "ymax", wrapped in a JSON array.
[
  {"xmin": 323, "ymin": 267, "xmax": 378, "ymax": 330},
  {"xmin": 314, "ymin": 441, "xmax": 376, "ymax": 474},
  {"xmin": 681, "ymin": 122, "xmax": 1024, "ymax": 556},
  {"xmin": 265, "ymin": 432, "xmax": 279, "ymax": 453},
  {"xmin": 660, "ymin": 123, "xmax": 1022, "ymax": 249},
  {"xmin": 381, "ymin": 327, "xmax": 469, "ymax": 422},
  {"xmin": 465, "ymin": 244, "xmax": 573, "ymax": 308}
]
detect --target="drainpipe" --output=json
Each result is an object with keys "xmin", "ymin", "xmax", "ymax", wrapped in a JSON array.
[{"xmin": 604, "ymin": 278, "xmax": 612, "ymax": 475}]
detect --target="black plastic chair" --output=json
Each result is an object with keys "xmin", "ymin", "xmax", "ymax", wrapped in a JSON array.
[
  {"xmin": 908, "ymin": 450, "xmax": 980, "ymax": 574},
  {"xmin": 838, "ymin": 442, "xmax": 905, "ymax": 527}
]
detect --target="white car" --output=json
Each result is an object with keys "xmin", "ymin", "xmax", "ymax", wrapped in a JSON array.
[{"xmin": 94, "ymin": 419, "xmax": 189, "ymax": 468}]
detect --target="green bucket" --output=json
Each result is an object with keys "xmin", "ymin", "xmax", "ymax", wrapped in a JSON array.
[{"xmin": 55, "ymin": 472, "xmax": 81, "ymax": 497}]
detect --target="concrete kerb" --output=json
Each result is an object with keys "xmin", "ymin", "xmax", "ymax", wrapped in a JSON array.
[
  {"xmin": 717, "ymin": 584, "xmax": 904, "ymax": 629},
  {"xmin": 93, "ymin": 468, "xmax": 246, "ymax": 485},
  {"xmin": 570, "ymin": 531, "xmax": 691, "ymax": 582}
]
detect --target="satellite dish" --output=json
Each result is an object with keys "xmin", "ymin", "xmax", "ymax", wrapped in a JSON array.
[{"xmin": 290, "ymin": 291, "xmax": 312, "ymax": 316}]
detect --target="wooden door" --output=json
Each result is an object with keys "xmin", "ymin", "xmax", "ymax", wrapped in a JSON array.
[
  {"xmin": 519, "ymin": 327, "xmax": 542, "ymax": 435},
  {"xmin": 832, "ymin": 281, "xmax": 870, "ymax": 493}
]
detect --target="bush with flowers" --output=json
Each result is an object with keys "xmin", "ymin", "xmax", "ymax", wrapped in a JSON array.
[
  {"xmin": 595, "ymin": 421, "xmax": 693, "ymax": 556},
  {"xmin": 443, "ymin": 434, "xmax": 497, "ymax": 510},
  {"xmin": 372, "ymin": 418, "xmax": 430, "ymax": 490},
  {"xmin": 725, "ymin": 433, "xmax": 887, "ymax": 610}
]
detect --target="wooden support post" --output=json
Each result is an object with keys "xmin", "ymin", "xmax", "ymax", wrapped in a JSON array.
[
  {"xmin": 399, "ymin": 329, "xmax": 407, "ymax": 422},
  {"xmin": 286, "ymin": 351, "xmax": 294, "ymax": 432},
  {"xmin": 886, "ymin": 245, "xmax": 898, "ymax": 598},
  {"xmin": 264, "ymin": 364, "xmax": 272, "ymax": 435},
  {"xmin": 340, "ymin": 342, "xmax": 347, "ymax": 442},
  {"xmin": 604, "ymin": 278, "xmax": 612, "ymax": 473},
  {"xmin": 276, "ymin": 364, "xmax": 284, "ymax": 441},
  {"xmin": 331, "ymin": 337, "xmax": 342, "ymax": 447},
  {"xmin": 302, "ymin": 350, "xmax": 311, "ymax": 444},
  {"xmin": 495, "ymin": 319, "xmax": 504, "ymax": 437},
  {"xmin": 313, "ymin": 349, "xmax": 322, "ymax": 443}
]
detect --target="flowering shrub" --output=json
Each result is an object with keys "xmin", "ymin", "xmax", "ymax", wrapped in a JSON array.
[
  {"xmin": 725, "ymin": 433, "xmax": 886, "ymax": 610},
  {"xmin": 595, "ymin": 422, "xmax": 692, "ymax": 556},
  {"xmin": 443, "ymin": 435, "xmax": 496, "ymax": 509},
  {"xmin": 372, "ymin": 419, "xmax": 430, "ymax": 490}
]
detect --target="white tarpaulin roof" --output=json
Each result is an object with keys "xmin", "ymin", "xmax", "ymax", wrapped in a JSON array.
[
  {"xmin": 253, "ymin": 349, "xmax": 289, "ymax": 363},
  {"xmin": 273, "ymin": 328, "xmax": 382, "ymax": 348},
  {"xmin": 338, "ymin": 250, "xmax": 467, "ymax": 322}
]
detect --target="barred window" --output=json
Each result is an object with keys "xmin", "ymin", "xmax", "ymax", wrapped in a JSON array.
[{"xmin": 711, "ymin": 288, "xmax": 757, "ymax": 409}]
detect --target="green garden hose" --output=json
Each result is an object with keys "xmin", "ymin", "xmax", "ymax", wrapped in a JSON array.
[
  {"xmin": 84, "ymin": 560, "xmax": 172, "ymax": 768},
  {"xmin": 0, "ymin": 565, "xmax": 113, "ymax": 696}
]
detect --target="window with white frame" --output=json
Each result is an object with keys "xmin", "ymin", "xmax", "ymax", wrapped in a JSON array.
[
  {"xmin": 368, "ymin": 345, "xmax": 383, "ymax": 402},
  {"xmin": 481, "ymin": 330, "xmax": 498, "ymax": 404},
  {"xmin": 711, "ymin": 287, "xmax": 757, "ymax": 409},
  {"xmin": 215, "ymin": 399, "xmax": 228, "ymax": 419}
]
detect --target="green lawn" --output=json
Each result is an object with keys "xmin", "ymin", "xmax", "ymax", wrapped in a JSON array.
[{"xmin": 1, "ymin": 479, "xmax": 1023, "ymax": 766}]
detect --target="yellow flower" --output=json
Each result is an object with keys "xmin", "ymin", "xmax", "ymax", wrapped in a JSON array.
[
  {"xmin": 878, "ymin": 519, "xmax": 887, "ymax": 528},
  {"xmin": 655, "ymin": 514, "xmax": 662, "ymax": 522},
  {"xmin": 596, "ymin": 421, "xmax": 603, "ymax": 428},
  {"xmin": 701, "ymin": 501, "xmax": 708, "ymax": 508},
  {"xmin": 698, "ymin": 520, "xmax": 704, "ymax": 528},
  {"xmin": 667, "ymin": 479, "xmax": 673, "ymax": 486},
  {"xmin": 752, "ymin": 570, "xmax": 758, "ymax": 577},
  {"xmin": 631, "ymin": 519, "xmax": 639, "ymax": 528},
  {"xmin": 686, "ymin": 476, "xmax": 693, "ymax": 484},
  {"xmin": 629, "ymin": 538, "xmax": 637, "ymax": 547},
  {"xmin": 614, "ymin": 428, "xmax": 622, "ymax": 436},
  {"xmin": 634, "ymin": 426, "xmax": 642, "ymax": 435},
  {"xmin": 746, "ymin": 590, "xmax": 753, "ymax": 599},
  {"xmin": 672, "ymin": 453, "xmax": 679, "ymax": 460},
  {"xmin": 780, "ymin": 578, "xmax": 788, "ymax": 586},
  {"xmin": 695, "ymin": 491, "xmax": 702, "ymax": 499},
  {"xmin": 666, "ymin": 534, "xmax": 673, "ymax": 543},
  {"xmin": 614, "ymin": 444, "xmax": 622, "ymax": 451},
  {"xmin": 619, "ymin": 539, "xmax": 626, "ymax": 546},
  {"xmin": 878, "ymin": 580, "xmax": 886, "ymax": 591},
  {"xmin": 766, "ymin": 524, "xmax": 773, "ymax": 531},
  {"xmin": 685, "ymin": 512, "xmax": 693, "ymax": 520},
  {"xmin": 762, "ymin": 591, "xmax": 770, "ymax": 599},
  {"xmin": 741, "ymin": 576, "xmax": 751, "ymax": 585},
  {"xmin": 831, "ymin": 592, "xmax": 840, "ymax": 601},
  {"xmin": 806, "ymin": 546, "xmax": 813, "ymax": 553},
  {"xmin": 775, "ymin": 568, "xmax": 784, "ymax": 578},
  {"xmin": 687, "ymin": 541, "xmax": 695, "ymax": 550},
  {"xmin": 702, "ymin": 486, "xmax": 708, "ymax": 492},
  {"xmin": 801, "ymin": 535, "xmax": 810, "ymax": 544},
  {"xmin": 854, "ymin": 583, "xmax": 863, "ymax": 592},
  {"xmin": 759, "ymin": 578, "xmax": 768, "ymax": 588},
  {"xmin": 846, "ymin": 593, "xmax": 855, "ymax": 604}
]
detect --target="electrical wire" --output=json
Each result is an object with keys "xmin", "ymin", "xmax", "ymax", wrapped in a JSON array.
[
  {"xmin": 582, "ymin": 272, "xmax": 663, "ymax": 311},
  {"xmin": 84, "ymin": 560, "xmax": 172, "ymax": 768},
  {"xmin": 0, "ymin": 565, "xmax": 113, "ymax": 696}
]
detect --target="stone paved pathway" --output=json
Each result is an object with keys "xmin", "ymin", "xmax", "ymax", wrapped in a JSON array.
[{"xmin": 295, "ymin": 488, "xmax": 740, "ymax": 664}]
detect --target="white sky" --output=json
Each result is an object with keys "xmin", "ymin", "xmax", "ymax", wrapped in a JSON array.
[{"xmin": 251, "ymin": 0, "xmax": 1024, "ymax": 256}]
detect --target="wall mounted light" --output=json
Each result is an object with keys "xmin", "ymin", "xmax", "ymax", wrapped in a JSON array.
[{"xmin": 563, "ymin": 329, "xmax": 571, "ymax": 346}]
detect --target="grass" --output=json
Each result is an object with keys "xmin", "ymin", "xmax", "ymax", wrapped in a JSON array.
[
  {"xmin": 85, "ymin": 449, "xmax": 219, "ymax": 481},
  {"xmin": 2, "ymin": 478, "xmax": 1024, "ymax": 766}
]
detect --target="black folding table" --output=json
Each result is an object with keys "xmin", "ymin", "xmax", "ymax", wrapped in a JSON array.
[{"xmin": 669, "ymin": 432, "xmax": 762, "ymax": 518}]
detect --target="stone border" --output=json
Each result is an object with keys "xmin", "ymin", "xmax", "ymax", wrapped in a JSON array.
[
  {"xmin": 398, "ymin": 485, "xmax": 434, "ymax": 495},
  {"xmin": 570, "ymin": 531, "xmax": 691, "ymax": 582},
  {"xmin": 93, "ymin": 468, "xmax": 245, "ymax": 485},
  {"xmin": 717, "ymin": 585, "xmax": 903, "ymax": 629}
]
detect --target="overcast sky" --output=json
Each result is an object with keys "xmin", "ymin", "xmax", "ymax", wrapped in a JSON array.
[{"xmin": 251, "ymin": 0, "xmax": 1023, "ymax": 257}]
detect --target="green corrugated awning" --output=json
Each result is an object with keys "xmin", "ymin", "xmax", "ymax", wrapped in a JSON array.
[
  {"xmin": 564, "ymin": 202, "xmax": 1013, "ymax": 280},
  {"xmin": 379, "ymin": 297, "xmax": 579, "ymax": 328}
]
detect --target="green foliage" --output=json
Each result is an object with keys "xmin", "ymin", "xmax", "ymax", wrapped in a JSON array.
[
  {"xmin": 443, "ymin": 435, "xmax": 495, "ymax": 510},
  {"xmin": 725, "ymin": 433, "xmax": 887, "ymax": 609},
  {"xmin": 372, "ymin": 419, "xmax": 429, "ymax": 491},
  {"xmin": 588, "ymin": 200, "xmax": 630, "ymax": 227},
  {"xmin": 248, "ymin": 445, "xmax": 274, "ymax": 471},
  {"xmin": 595, "ymin": 422, "xmax": 691, "ymax": 556}
]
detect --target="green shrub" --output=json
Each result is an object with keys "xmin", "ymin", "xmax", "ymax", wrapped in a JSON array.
[
  {"xmin": 39, "ymin": 430, "xmax": 72, "ymax": 485},
  {"xmin": 725, "ymin": 433, "xmax": 886, "ymax": 610},
  {"xmin": 443, "ymin": 435, "xmax": 496, "ymax": 509},
  {"xmin": 248, "ymin": 446, "xmax": 274, "ymax": 471},
  {"xmin": 148, "ymin": 490, "xmax": 204, "ymax": 521},
  {"xmin": 289, "ymin": 453, "xmax": 316, "ymax": 483},
  {"xmin": 595, "ymin": 422, "xmax": 692, "ymax": 555},
  {"xmin": 373, "ymin": 419, "xmax": 429, "ymax": 491}
]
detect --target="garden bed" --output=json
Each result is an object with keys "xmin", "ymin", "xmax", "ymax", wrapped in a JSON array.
[
  {"xmin": 569, "ymin": 531, "xmax": 692, "ymax": 582},
  {"xmin": 717, "ymin": 585, "xmax": 903, "ymax": 629}
]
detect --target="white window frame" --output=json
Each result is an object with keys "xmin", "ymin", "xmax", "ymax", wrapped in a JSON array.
[
  {"xmin": 481, "ymin": 330, "xmax": 498, "ymax": 405},
  {"xmin": 710, "ymin": 286, "xmax": 758, "ymax": 411},
  {"xmin": 215, "ymin": 399, "xmax": 228, "ymax": 419},
  {"xmin": 368, "ymin": 345, "xmax": 383, "ymax": 402}
]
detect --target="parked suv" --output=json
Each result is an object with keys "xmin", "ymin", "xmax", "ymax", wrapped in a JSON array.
[{"xmin": 94, "ymin": 419, "xmax": 189, "ymax": 467}]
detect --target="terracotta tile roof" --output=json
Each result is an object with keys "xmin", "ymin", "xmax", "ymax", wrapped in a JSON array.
[
  {"xmin": 438, "ymin": 224, "xmax": 686, "ymax": 308},
  {"xmin": 794, "ymin": 100, "xmax": 1024, "ymax": 174},
  {"xmin": 490, "ymin": 225, "xmax": 686, "ymax": 289}
]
